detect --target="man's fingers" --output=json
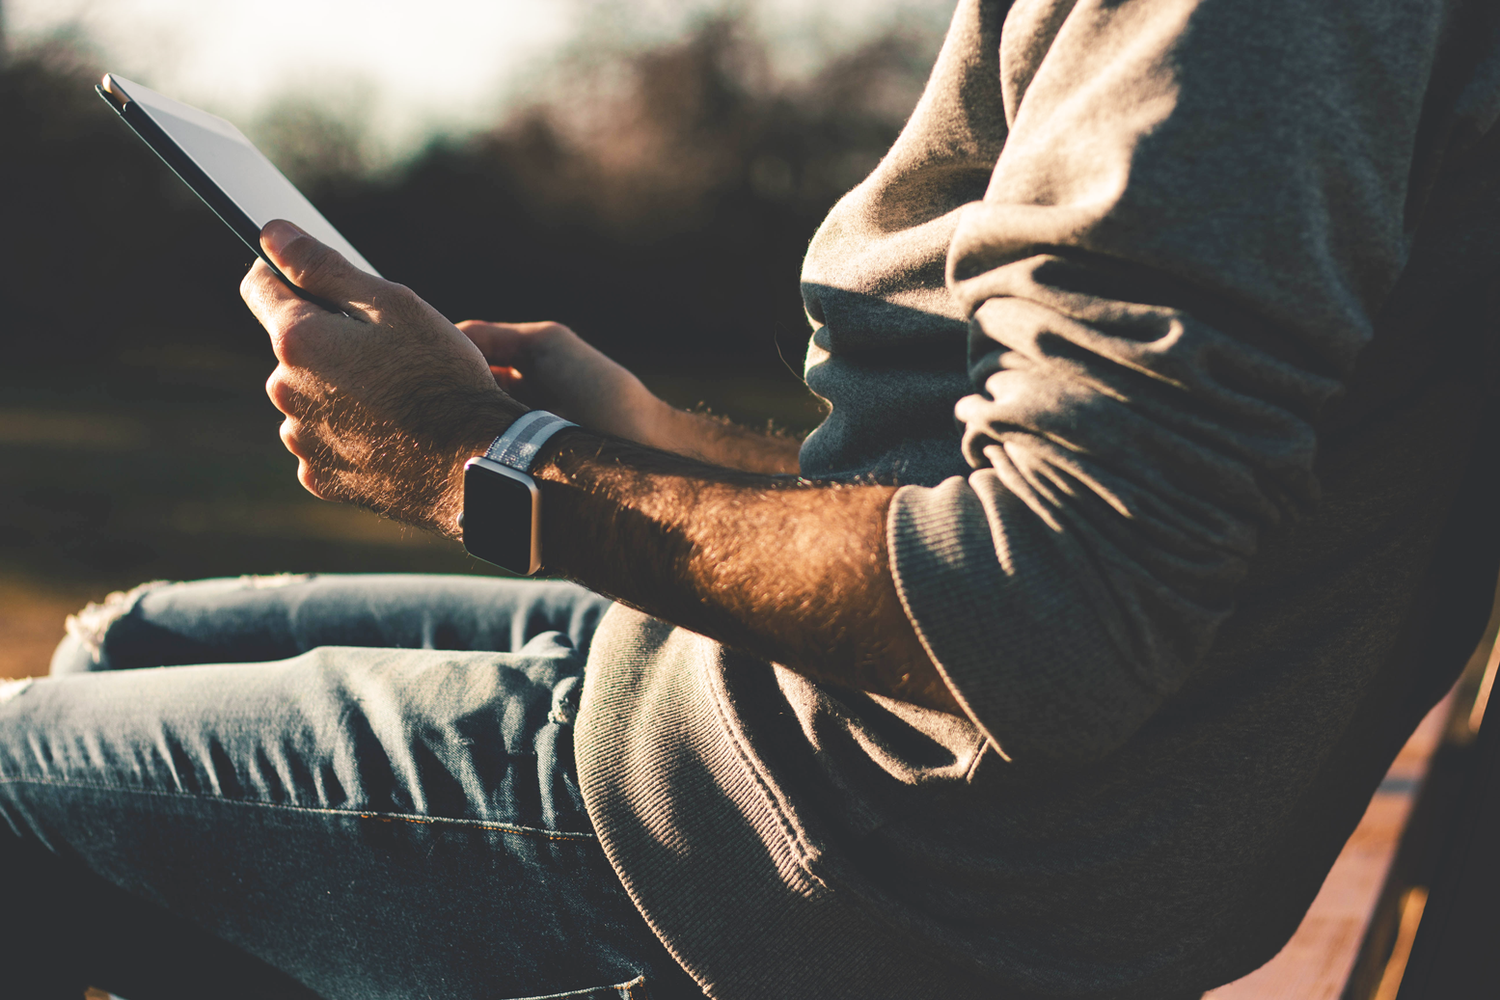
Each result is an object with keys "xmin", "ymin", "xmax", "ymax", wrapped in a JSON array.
[
  {"xmin": 279, "ymin": 416, "xmax": 310, "ymax": 459},
  {"xmin": 456, "ymin": 320, "xmax": 573, "ymax": 367},
  {"xmin": 456, "ymin": 321, "xmax": 528, "ymax": 366},
  {"xmin": 266, "ymin": 364, "xmax": 323, "ymax": 420},
  {"xmin": 259, "ymin": 220, "xmax": 377, "ymax": 308},
  {"xmin": 241, "ymin": 259, "xmax": 324, "ymax": 333},
  {"xmin": 244, "ymin": 259, "xmax": 372, "ymax": 368},
  {"xmin": 458, "ymin": 323, "xmax": 530, "ymax": 393},
  {"xmin": 489, "ymin": 365, "xmax": 525, "ymax": 393}
]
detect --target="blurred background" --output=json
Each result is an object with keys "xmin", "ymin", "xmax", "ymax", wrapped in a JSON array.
[{"xmin": 0, "ymin": 0, "xmax": 953, "ymax": 676}]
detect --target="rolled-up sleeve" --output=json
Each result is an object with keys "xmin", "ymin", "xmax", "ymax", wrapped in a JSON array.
[{"xmin": 889, "ymin": 0, "xmax": 1440, "ymax": 764}]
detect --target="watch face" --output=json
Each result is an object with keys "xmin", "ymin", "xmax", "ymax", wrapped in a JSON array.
[{"xmin": 462, "ymin": 458, "xmax": 541, "ymax": 575}]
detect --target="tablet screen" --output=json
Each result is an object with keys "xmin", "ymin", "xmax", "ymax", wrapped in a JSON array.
[{"xmin": 103, "ymin": 74, "xmax": 381, "ymax": 277}]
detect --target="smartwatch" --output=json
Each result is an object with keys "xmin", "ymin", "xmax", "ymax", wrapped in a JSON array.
[{"xmin": 460, "ymin": 411, "xmax": 577, "ymax": 575}]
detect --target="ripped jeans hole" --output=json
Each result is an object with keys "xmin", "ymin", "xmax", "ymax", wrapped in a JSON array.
[
  {"xmin": 63, "ymin": 580, "xmax": 172, "ymax": 664},
  {"xmin": 0, "ymin": 677, "xmax": 34, "ymax": 706}
]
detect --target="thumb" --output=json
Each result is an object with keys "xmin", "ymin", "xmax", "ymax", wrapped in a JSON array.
[{"xmin": 260, "ymin": 220, "xmax": 373, "ymax": 308}]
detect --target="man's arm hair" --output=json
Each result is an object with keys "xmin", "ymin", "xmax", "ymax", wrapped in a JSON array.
[
  {"xmin": 453, "ymin": 319, "xmax": 805, "ymax": 475},
  {"xmin": 531, "ymin": 429, "xmax": 961, "ymax": 714},
  {"xmin": 652, "ymin": 406, "xmax": 803, "ymax": 475}
]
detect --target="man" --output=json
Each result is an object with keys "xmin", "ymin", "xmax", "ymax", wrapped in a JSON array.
[{"xmin": 6, "ymin": 0, "xmax": 1500, "ymax": 997}]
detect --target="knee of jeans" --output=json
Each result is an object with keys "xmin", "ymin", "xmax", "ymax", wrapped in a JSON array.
[{"xmin": 49, "ymin": 581, "xmax": 171, "ymax": 674}]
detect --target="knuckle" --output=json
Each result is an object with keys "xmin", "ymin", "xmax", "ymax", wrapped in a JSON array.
[
  {"xmin": 278, "ymin": 417, "xmax": 304, "ymax": 456},
  {"xmin": 295, "ymin": 456, "xmax": 341, "ymax": 501},
  {"xmin": 240, "ymin": 264, "xmax": 279, "ymax": 316},
  {"xmin": 272, "ymin": 321, "xmax": 311, "ymax": 366},
  {"xmin": 296, "ymin": 460, "xmax": 324, "ymax": 497},
  {"xmin": 265, "ymin": 368, "xmax": 298, "ymax": 414},
  {"xmin": 532, "ymin": 322, "xmax": 579, "ymax": 356},
  {"xmin": 239, "ymin": 269, "xmax": 258, "ymax": 303},
  {"xmin": 376, "ymin": 283, "xmax": 420, "ymax": 323},
  {"xmin": 296, "ymin": 242, "xmax": 339, "ymax": 285}
]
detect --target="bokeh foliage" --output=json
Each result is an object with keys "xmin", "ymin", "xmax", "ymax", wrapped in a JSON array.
[
  {"xmin": 1, "ymin": 13, "xmax": 939, "ymax": 373},
  {"xmin": 0, "ymin": 11, "xmax": 940, "ymax": 589}
]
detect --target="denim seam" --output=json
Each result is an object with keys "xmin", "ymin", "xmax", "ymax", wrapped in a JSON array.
[{"xmin": 0, "ymin": 776, "xmax": 597, "ymax": 842}]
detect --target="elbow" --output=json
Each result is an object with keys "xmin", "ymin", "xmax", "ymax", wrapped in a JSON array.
[{"xmin": 948, "ymin": 653, "xmax": 1165, "ymax": 768}]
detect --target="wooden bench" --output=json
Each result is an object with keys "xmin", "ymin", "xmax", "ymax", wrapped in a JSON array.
[{"xmin": 1386, "ymin": 644, "xmax": 1500, "ymax": 998}]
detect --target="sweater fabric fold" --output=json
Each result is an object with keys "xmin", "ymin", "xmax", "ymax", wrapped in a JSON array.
[{"xmin": 577, "ymin": 0, "xmax": 1500, "ymax": 996}]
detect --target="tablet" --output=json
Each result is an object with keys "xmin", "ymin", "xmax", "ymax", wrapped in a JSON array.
[{"xmin": 96, "ymin": 73, "xmax": 381, "ymax": 299}]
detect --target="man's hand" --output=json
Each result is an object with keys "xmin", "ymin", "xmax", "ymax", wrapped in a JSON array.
[
  {"xmin": 240, "ymin": 222, "xmax": 958, "ymax": 716},
  {"xmin": 240, "ymin": 220, "xmax": 523, "ymax": 534},
  {"xmin": 457, "ymin": 320, "xmax": 802, "ymax": 475},
  {"xmin": 455, "ymin": 320, "xmax": 665, "ymax": 443}
]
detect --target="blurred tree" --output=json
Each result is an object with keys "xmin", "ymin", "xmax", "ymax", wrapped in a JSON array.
[
  {"xmin": 316, "ymin": 14, "xmax": 937, "ymax": 371},
  {"xmin": 0, "ymin": 7, "xmax": 945, "ymax": 588},
  {"xmin": 0, "ymin": 39, "xmax": 266, "ymax": 369},
  {"xmin": 0, "ymin": 11, "xmax": 940, "ymax": 379},
  {"xmin": 251, "ymin": 99, "xmax": 372, "ymax": 190}
]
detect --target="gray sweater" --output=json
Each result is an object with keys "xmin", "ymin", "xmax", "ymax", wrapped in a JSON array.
[{"xmin": 576, "ymin": 0, "xmax": 1500, "ymax": 997}]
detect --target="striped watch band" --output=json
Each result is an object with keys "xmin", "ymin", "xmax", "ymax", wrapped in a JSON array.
[{"xmin": 483, "ymin": 411, "xmax": 578, "ymax": 472}]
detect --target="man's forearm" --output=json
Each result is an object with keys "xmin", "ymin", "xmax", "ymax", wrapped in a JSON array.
[
  {"xmin": 453, "ymin": 319, "xmax": 805, "ymax": 476},
  {"xmin": 654, "ymin": 407, "xmax": 803, "ymax": 475},
  {"xmin": 531, "ymin": 430, "xmax": 961, "ymax": 714}
]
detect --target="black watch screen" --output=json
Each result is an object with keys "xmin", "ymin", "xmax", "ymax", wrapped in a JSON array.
[{"xmin": 461, "ymin": 457, "xmax": 542, "ymax": 576}]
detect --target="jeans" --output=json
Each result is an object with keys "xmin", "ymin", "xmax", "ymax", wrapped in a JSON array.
[{"xmin": 0, "ymin": 573, "xmax": 705, "ymax": 1000}]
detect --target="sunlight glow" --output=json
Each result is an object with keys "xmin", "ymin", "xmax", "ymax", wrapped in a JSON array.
[
  {"xmin": 9, "ymin": 0, "xmax": 576, "ymax": 152},
  {"xmin": 8, "ymin": 0, "xmax": 951, "ymax": 157}
]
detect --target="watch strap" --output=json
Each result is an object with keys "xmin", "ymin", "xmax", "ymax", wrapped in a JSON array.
[{"xmin": 484, "ymin": 411, "xmax": 578, "ymax": 472}]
